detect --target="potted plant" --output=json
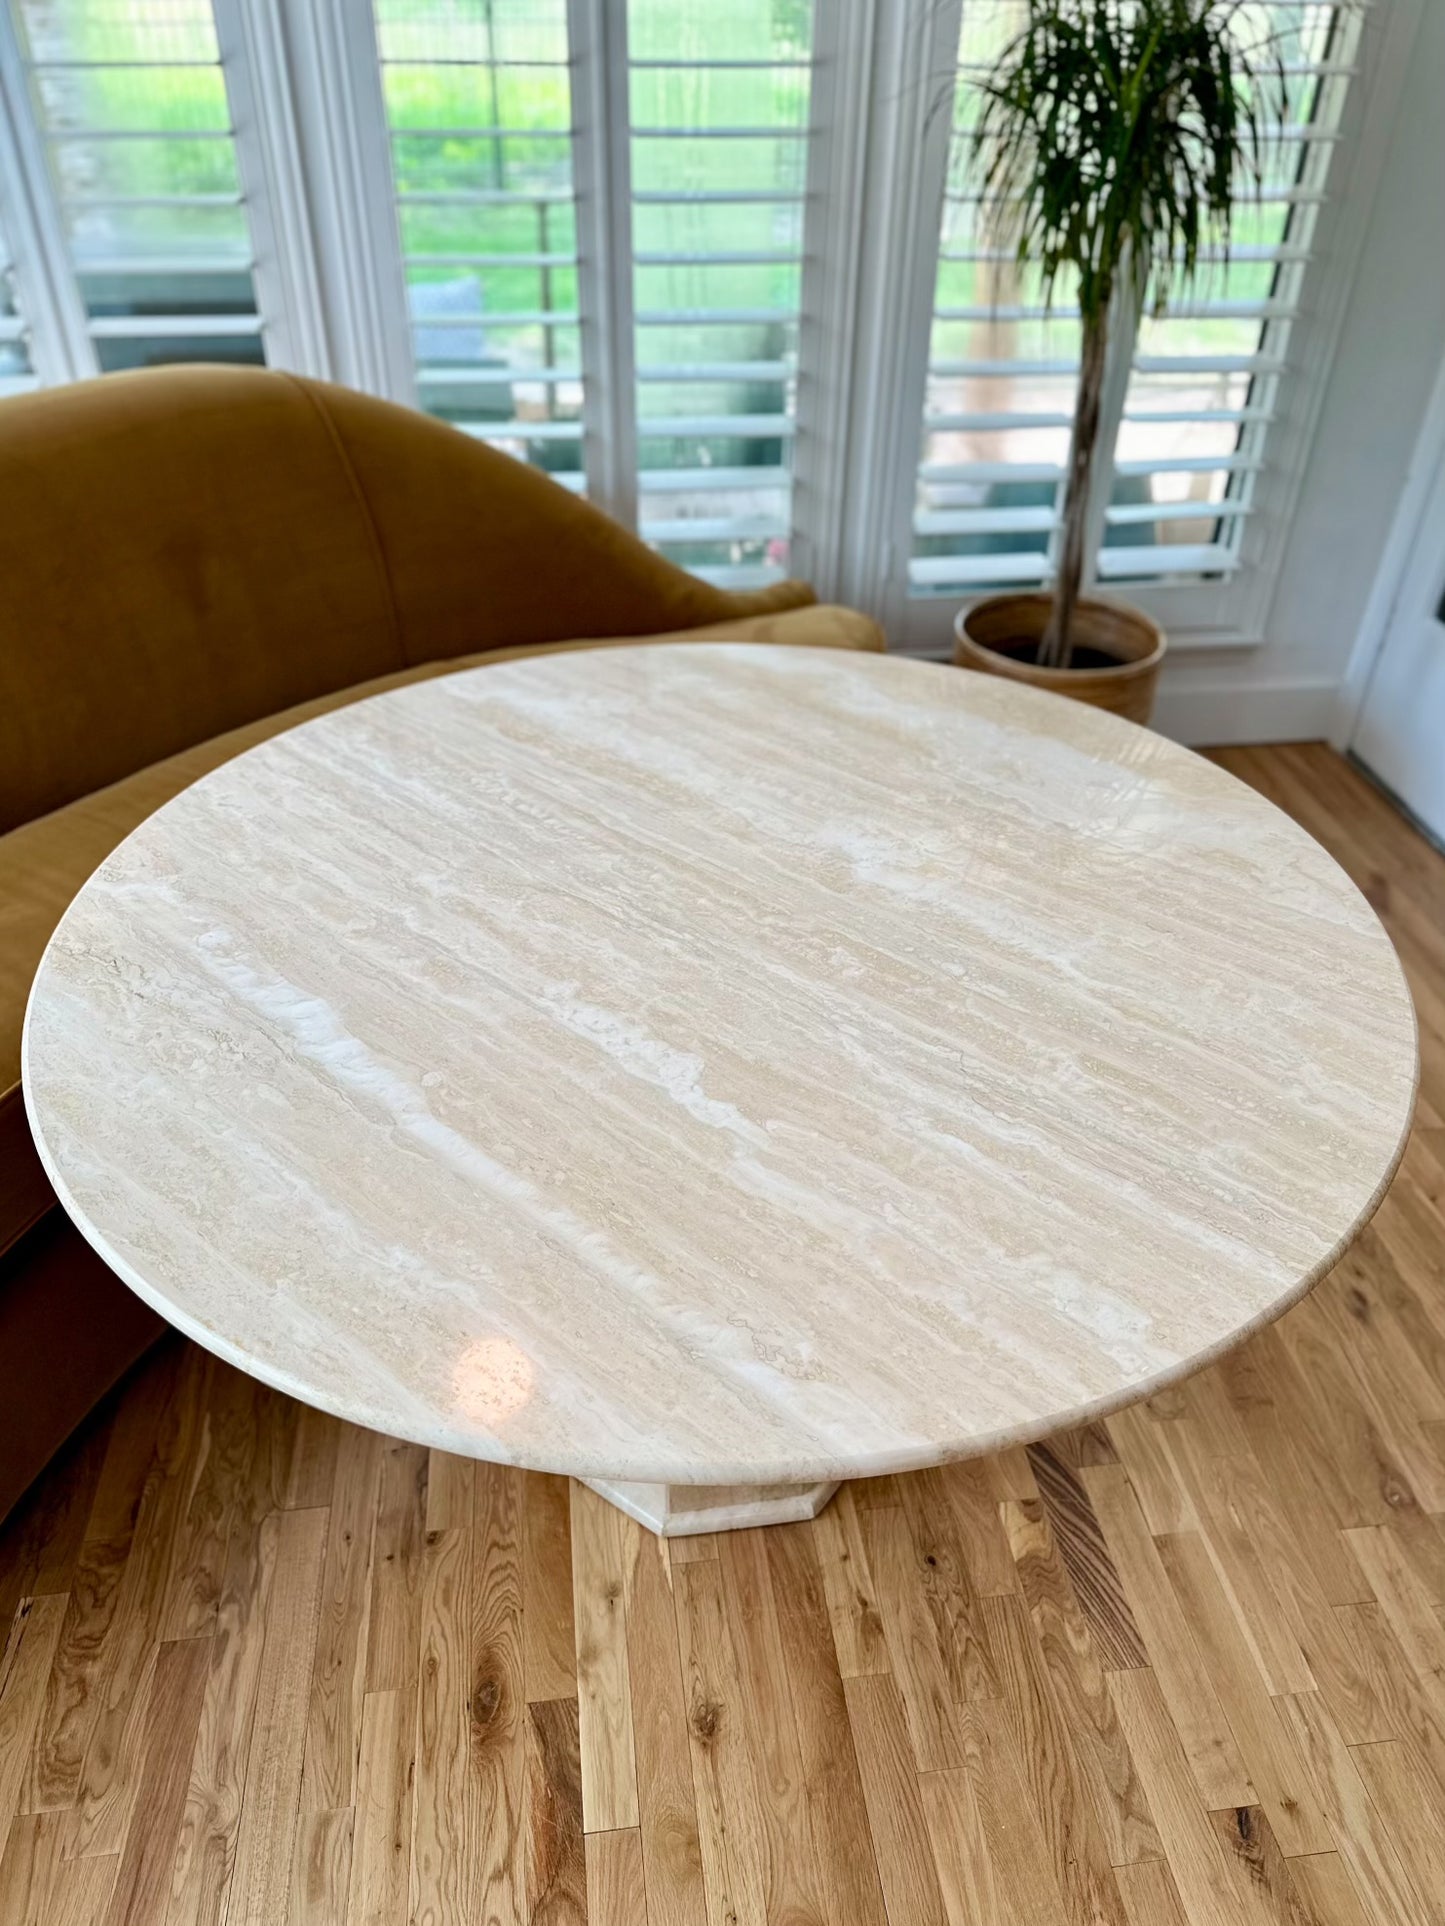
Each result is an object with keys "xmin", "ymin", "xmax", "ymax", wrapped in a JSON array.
[{"xmin": 953, "ymin": 0, "xmax": 1284, "ymax": 725}]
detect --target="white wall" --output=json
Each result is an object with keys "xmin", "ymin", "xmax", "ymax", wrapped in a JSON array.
[{"xmin": 1155, "ymin": 0, "xmax": 1445, "ymax": 748}]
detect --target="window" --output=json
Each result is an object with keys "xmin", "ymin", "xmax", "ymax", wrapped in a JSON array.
[
  {"xmin": 374, "ymin": 0, "xmax": 585, "ymax": 484},
  {"xmin": 0, "ymin": 0, "xmax": 1389, "ymax": 652},
  {"xmin": 1104, "ymin": 3, "xmax": 1357, "ymax": 587},
  {"xmin": 903, "ymin": 0, "xmax": 1363, "ymax": 640},
  {"xmin": 10, "ymin": 0, "xmax": 265, "ymax": 374},
  {"xmin": 912, "ymin": 0, "xmax": 1080, "ymax": 598},
  {"xmin": 629, "ymin": 0, "xmax": 813, "ymax": 587}
]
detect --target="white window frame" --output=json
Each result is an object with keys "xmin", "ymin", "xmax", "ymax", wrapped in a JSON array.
[
  {"xmin": 211, "ymin": 0, "xmax": 331, "ymax": 379},
  {"xmin": 568, "ymin": 0, "xmax": 637, "ymax": 525},
  {"xmin": 0, "ymin": 0, "xmax": 94, "ymax": 383},
  {"xmin": 0, "ymin": 0, "xmax": 1421, "ymax": 659}
]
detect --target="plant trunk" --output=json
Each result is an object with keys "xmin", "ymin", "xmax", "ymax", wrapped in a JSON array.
[{"xmin": 1040, "ymin": 309, "xmax": 1110, "ymax": 671}]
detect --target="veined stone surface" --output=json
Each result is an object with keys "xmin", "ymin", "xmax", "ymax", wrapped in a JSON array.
[{"xmin": 23, "ymin": 644, "xmax": 1418, "ymax": 1489}]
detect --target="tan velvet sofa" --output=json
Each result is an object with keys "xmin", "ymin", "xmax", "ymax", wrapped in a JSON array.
[{"xmin": 0, "ymin": 363, "xmax": 883, "ymax": 1522}]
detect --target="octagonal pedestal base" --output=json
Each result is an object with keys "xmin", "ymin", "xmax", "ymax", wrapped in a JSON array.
[{"xmin": 582, "ymin": 1476, "xmax": 841, "ymax": 1537}]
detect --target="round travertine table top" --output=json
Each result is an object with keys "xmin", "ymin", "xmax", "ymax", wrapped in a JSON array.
[{"xmin": 24, "ymin": 644, "xmax": 1418, "ymax": 1486}]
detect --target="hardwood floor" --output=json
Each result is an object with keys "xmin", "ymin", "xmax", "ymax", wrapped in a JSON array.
[{"xmin": 3, "ymin": 740, "xmax": 1445, "ymax": 1926}]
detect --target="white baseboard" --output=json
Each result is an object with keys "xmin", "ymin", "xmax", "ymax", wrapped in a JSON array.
[{"xmin": 1151, "ymin": 677, "xmax": 1339, "ymax": 749}]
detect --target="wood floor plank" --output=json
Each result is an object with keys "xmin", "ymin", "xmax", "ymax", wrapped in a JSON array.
[
  {"xmin": 1206, "ymin": 1806, "xmax": 1327, "ymax": 1926},
  {"xmin": 1106, "ymin": 1667, "xmax": 1276, "ymax": 1926},
  {"xmin": 1276, "ymin": 1692, "xmax": 1435, "ymax": 1926},
  {"xmin": 1104, "ymin": 1406, "xmax": 1193, "ymax": 1536},
  {"xmin": 1272, "ymin": 1302, "xmax": 1420, "ymax": 1528},
  {"xmin": 621, "ymin": 1521, "xmax": 707, "ymax": 1926},
  {"xmin": 0, "ymin": 1420, "xmax": 109, "ymax": 1622},
  {"xmin": 672, "ymin": 1557, "xmax": 768, "ymax": 1926},
  {"xmin": 843, "ymin": 1673, "xmax": 948, "ymax": 1926},
  {"xmin": 287, "ymin": 1808, "xmax": 353, "ymax": 1926},
  {"xmin": 522, "ymin": 1474, "xmax": 577, "ymax": 1708},
  {"xmin": 469, "ymin": 1461, "xmax": 527, "ymax": 1925},
  {"xmin": 859, "ymin": 1504, "xmax": 965, "ymax": 1772},
  {"xmin": 585, "ymin": 1827, "xmax": 649, "ymax": 1926},
  {"xmin": 716, "ymin": 1528, "xmax": 828, "ymax": 1925},
  {"xmin": 1113, "ymin": 1857, "xmax": 1191, "ymax": 1926},
  {"xmin": 1284, "ymin": 1851, "xmax": 1377, "ymax": 1926},
  {"xmin": 1083, "ymin": 1467, "xmax": 1255, "ymax": 1810},
  {"xmin": 0, "ymin": 1595, "xmax": 69, "ymax": 1847},
  {"xmin": 524, "ymin": 1697, "xmax": 587, "ymax": 1926},
  {"xmin": 917, "ymin": 1762, "xmax": 1006, "ymax": 1926},
  {"xmin": 24, "ymin": 1345, "xmax": 185, "ymax": 1818},
  {"xmin": 407, "ymin": 1526, "xmax": 472, "ymax": 1926},
  {"xmin": 158, "ymin": 1358, "xmax": 257, "ymax": 1642},
  {"xmin": 422, "ymin": 1452, "xmax": 473, "ymax": 1537},
  {"xmin": 809, "ymin": 1482, "xmax": 889, "ymax": 1679},
  {"xmin": 982, "ymin": 1590, "xmax": 1131, "ymax": 1926},
  {"xmin": 1216, "ymin": 1327, "xmax": 1375, "ymax": 1608},
  {"xmin": 162, "ymin": 1401, "xmax": 288, "ymax": 1926},
  {"xmin": 765, "ymin": 1523, "xmax": 889, "ymax": 1926},
  {"xmin": 345, "ymin": 1691, "xmax": 412, "ymax": 1926},
  {"xmin": 898, "ymin": 1470, "xmax": 1001, "ymax": 1703},
  {"xmin": 1000, "ymin": 1497, "xmax": 1162, "ymax": 1867},
  {"xmin": 226, "ymin": 1506, "xmax": 328, "ymax": 1925},
  {"xmin": 930, "ymin": 1459, "xmax": 1019, "ymax": 1598},
  {"xmin": 666, "ymin": 1534, "xmax": 718, "ymax": 1566},
  {"xmin": 1345, "ymin": 1739, "xmax": 1445, "ymax": 1924},
  {"xmin": 952, "ymin": 1696, "xmax": 1074, "ymax": 1926},
  {"xmin": 284, "ymin": 1409, "xmax": 343, "ymax": 1516},
  {"xmin": 1028, "ymin": 1444, "xmax": 1149, "ymax": 1671},
  {"xmin": 0, "ymin": 1809, "xmax": 116, "ymax": 1926},
  {"xmin": 1158, "ymin": 1423, "xmax": 1319, "ymax": 1699},
  {"xmin": 1344, "ymin": 1524, "xmax": 1445, "ymax": 1737},
  {"xmin": 1154, "ymin": 1530, "xmax": 1332, "ymax": 1856},
  {"xmin": 300, "ymin": 1427, "xmax": 382, "ymax": 1814},
  {"xmin": 99, "ymin": 1634, "xmax": 210, "ymax": 1926},
  {"xmin": 569, "ymin": 1481, "xmax": 639, "ymax": 1836},
  {"xmin": 362, "ymin": 1441, "xmax": 428, "ymax": 1699}
]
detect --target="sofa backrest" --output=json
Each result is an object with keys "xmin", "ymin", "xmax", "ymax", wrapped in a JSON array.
[{"xmin": 0, "ymin": 365, "xmax": 809, "ymax": 833}]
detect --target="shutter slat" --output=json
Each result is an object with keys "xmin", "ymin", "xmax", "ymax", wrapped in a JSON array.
[{"xmin": 1096, "ymin": 542, "xmax": 1242, "ymax": 578}]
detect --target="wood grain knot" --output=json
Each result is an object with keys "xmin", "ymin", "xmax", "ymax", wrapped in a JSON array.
[
  {"xmin": 690, "ymin": 1695, "xmax": 722, "ymax": 1745},
  {"xmin": 470, "ymin": 1662, "xmax": 508, "ymax": 1742}
]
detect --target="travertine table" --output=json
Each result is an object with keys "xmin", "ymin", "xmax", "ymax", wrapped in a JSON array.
[{"xmin": 24, "ymin": 645, "xmax": 1418, "ymax": 1535}]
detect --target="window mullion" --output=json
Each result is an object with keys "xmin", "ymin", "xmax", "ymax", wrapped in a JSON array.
[
  {"xmin": 278, "ymin": 0, "xmax": 414, "ymax": 401},
  {"xmin": 567, "ymin": 0, "xmax": 637, "ymax": 527},
  {"xmin": 836, "ymin": 0, "xmax": 963, "ymax": 629},
  {"xmin": 790, "ymin": 0, "xmax": 875, "ymax": 596},
  {"xmin": 0, "ymin": 2, "xmax": 93, "ymax": 385},
  {"xmin": 211, "ymin": 0, "xmax": 330, "ymax": 378}
]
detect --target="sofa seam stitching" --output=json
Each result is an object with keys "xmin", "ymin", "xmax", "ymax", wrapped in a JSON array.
[{"xmin": 279, "ymin": 371, "xmax": 407, "ymax": 670}]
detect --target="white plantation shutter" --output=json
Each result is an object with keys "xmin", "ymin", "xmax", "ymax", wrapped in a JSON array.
[
  {"xmin": 911, "ymin": 1, "xmax": 1080, "ymax": 597},
  {"xmin": 0, "ymin": 0, "xmax": 1396, "ymax": 654},
  {"xmin": 626, "ymin": 0, "xmax": 814, "ymax": 588},
  {"xmin": 366, "ymin": 0, "xmax": 818, "ymax": 577},
  {"xmin": 8, "ymin": 0, "xmax": 268, "ymax": 374},
  {"xmin": 906, "ymin": 0, "xmax": 1363, "ymax": 626},
  {"xmin": 1102, "ymin": 4, "xmax": 1360, "ymax": 587},
  {"xmin": 371, "ymin": 0, "xmax": 587, "ymax": 489}
]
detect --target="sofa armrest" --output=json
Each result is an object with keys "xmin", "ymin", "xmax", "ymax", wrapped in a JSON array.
[{"xmin": 667, "ymin": 603, "xmax": 886, "ymax": 653}]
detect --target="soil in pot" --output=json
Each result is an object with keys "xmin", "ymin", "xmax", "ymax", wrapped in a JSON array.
[{"xmin": 982, "ymin": 637, "xmax": 1124, "ymax": 672}]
